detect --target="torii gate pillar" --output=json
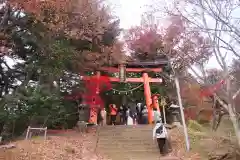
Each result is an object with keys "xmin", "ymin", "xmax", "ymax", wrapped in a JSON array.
[{"xmin": 142, "ymin": 72, "xmax": 153, "ymax": 124}]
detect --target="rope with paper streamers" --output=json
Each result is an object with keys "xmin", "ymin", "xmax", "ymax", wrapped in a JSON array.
[{"xmin": 111, "ymin": 83, "xmax": 144, "ymax": 94}]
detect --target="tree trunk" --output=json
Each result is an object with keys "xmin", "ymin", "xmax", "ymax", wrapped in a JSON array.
[
  {"xmin": 227, "ymin": 77, "xmax": 240, "ymax": 147},
  {"xmin": 228, "ymin": 105, "xmax": 240, "ymax": 147},
  {"xmin": 212, "ymin": 112, "xmax": 223, "ymax": 131},
  {"xmin": 214, "ymin": 93, "xmax": 240, "ymax": 146}
]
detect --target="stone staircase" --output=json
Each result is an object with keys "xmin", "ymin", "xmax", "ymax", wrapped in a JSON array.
[{"xmin": 96, "ymin": 125, "xmax": 161, "ymax": 160}]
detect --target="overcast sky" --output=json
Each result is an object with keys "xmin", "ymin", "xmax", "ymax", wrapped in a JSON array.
[{"xmin": 108, "ymin": 0, "xmax": 148, "ymax": 29}]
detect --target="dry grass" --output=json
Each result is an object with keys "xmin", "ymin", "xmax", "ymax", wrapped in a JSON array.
[
  {"xmin": 167, "ymin": 128, "xmax": 202, "ymax": 160},
  {"xmin": 0, "ymin": 131, "xmax": 108, "ymax": 160},
  {"xmin": 186, "ymin": 117, "xmax": 238, "ymax": 160},
  {"xmin": 162, "ymin": 117, "xmax": 238, "ymax": 160}
]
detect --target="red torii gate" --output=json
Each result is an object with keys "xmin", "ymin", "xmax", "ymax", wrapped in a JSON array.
[
  {"xmin": 82, "ymin": 61, "xmax": 168, "ymax": 124},
  {"xmin": 80, "ymin": 60, "xmax": 191, "ymax": 152}
]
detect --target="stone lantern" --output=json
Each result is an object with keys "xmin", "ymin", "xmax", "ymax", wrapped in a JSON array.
[{"xmin": 169, "ymin": 104, "xmax": 181, "ymax": 126}]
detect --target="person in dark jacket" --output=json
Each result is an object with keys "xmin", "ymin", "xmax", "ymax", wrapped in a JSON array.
[
  {"xmin": 141, "ymin": 105, "xmax": 148, "ymax": 124},
  {"xmin": 119, "ymin": 105, "xmax": 127, "ymax": 125},
  {"xmin": 136, "ymin": 103, "xmax": 142, "ymax": 124}
]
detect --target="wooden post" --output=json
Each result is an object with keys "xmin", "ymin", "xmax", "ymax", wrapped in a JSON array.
[
  {"xmin": 163, "ymin": 105, "xmax": 167, "ymax": 124},
  {"xmin": 142, "ymin": 73, "xmax": 153, "ymax": 124},
  {"xmin": 175, "ymin": 76, "xmax": 190, "ymax": 151},
  {"xmin": 44, "ymin": 127, "xmax": 47, "ymax": 140},
  {"xmin": 25, "ymin": 126, "xmax": 47, "ymax": 140},
  {"xmin": 161, "ymin": 98, "xmax": 167, "ymax": 124},
  {"xmin": 25, "ymin": 126, "xmax": 30, "ymax": 140}
]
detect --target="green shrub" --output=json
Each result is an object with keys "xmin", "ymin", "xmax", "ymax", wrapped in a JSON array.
[{"xmin": 188, "ymin": 120, "xmax": 204, "ymax": 132}]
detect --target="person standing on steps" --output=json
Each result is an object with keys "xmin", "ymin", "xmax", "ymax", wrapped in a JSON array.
[
  {"xmin": 119, "ymin": 105, "xmax": 127, "ymax": 125},
  {"xmin": 110, "ymin": 104, "xmax": 118, "ymax": 125},
  {"xmin": 152, "ymin": 119, "xmax": 172, "ymax": 156},
  {"xmin": 123, "ymin": 104, "xmax": 128, "ymax": 125},
  {"xmin": 136, "ymin": 102, "xmax": 142, "ymax": 124},
  {"xmin": 126, "ymin": 107, "xmax": 133, "ymax": 125},
  {"xmin": 128, "ymin": 101, "xmax": 138, "ymax": 125},
  {"xmin": 141, "ymin": 105, "xmax": 148, "ymax": 124},
  {"xmin": 100, "ymin": 108, "xmax": 106, "ymax": 126}
]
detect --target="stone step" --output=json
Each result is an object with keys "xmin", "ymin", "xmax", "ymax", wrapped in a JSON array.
[
  {"xmin": 97, "ymin": 145, "xmax": 156, "ymax": 149},
  {"xmin": 99, "ymin": 126, "xmax": 153, "ymax": 131},
  {"xmin": 99, "ymin": 131, "xmax": 151, "ymax": 134},
  {"xmin": 97, "ymin": 151, "xmax": 161, "ymax": 160},
  {"xmin": 98, "ymin": 144, "xmax": 155, "ymax": 148},
  {"xmin": 98, "ymin": 151, "xmax": 160, "ymax": 154},
  {"xmin": 98, "ymin": 150, "xmax": 159, "ymax": 153},
  {"xmin": 99, "ymin": 127, "xmax": 152, "ymax": 132},
  {"xmin": 99, "ymin": 136, "xmax": 150, "ymax": 138},
  {"xmin": 99, "ymin": 130, "xmax": 152, "ymax": 134},
  {"xmin": 98, "ymin": 138, "xmax": 152, "ymax": 142},
  {"xmin": 99, "ymin": 139, "xmax": 151, "ymax": 142},
  {"xmin": 98, "ymin": 146, "xmax": 157, "ymax": 150},
  {"xmin": 96, "ymin": 125, "xmax": 161, "ymax": 160},
  {"xmin": 98, "ymin": 140, "xmax": 153, "ymax": 145},
  {"xmin": 97, "ymin": 144, "xmax": 155, "ymax": 148},
  {"xmin": 97, "ymin": 147, "xmax": 158, "ymax": 151},
  {"xmin": 97, "ymin": 141, "xmax": 156, "ymax": 146},
  {"xmin": 99, "ymin": 134, "xmax": 151, "ymax": 137},
  {"xmin": 99, "ymin": 135, "xmax": 151, "ymax": 139},
  {"xmin": 99, "ymin": 128, "xmax": 153, "ymax": 131},
  {"xmin": 98, "ymin": 139, "xmax": 157, "ymax": 150},
  {"xmin": 99, "ymin": 129, "xmax": 152, "ymax": 132},
  {"xmin": 100, "ymin": 125, "xmax": 153, "ymax": 128},
  {"xmin": 99, "ymin": 129, "xmax": 152, "ymax": 135},
  {"xmin": 99, "ymin": 152, "xmax": 159, "ymax": 156},
  {"xmin": 98, "ymin": 135, "xmax": 151, "ymax": 139},
  {"xmin": 99, "ymin": 126, "xmax": 153, "ymax": 130},
  {"xmin": 98, "ymin": 144, "xmax": 154, "ymax": 148}
]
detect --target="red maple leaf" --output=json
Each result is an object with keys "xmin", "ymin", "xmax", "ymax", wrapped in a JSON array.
[
  {"xmin": 83, "ymin": 75, "xmax": 112, "ymax": 107},
  {"xmin": 200, "ymin": 80, "xmax": 225, "ymax": 97}
]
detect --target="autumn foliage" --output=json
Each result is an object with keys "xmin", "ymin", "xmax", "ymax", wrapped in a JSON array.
[
  {"xmin": 125, "ymin": 25, "xmax": 164, "ymax": 60},
  {"xmin": 6, "ymin": 0, "xmax": 123, "ymax": 71},
  {"xmin": 124, "ymin": 15, "xmax": 212, "ymax": 68}
]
